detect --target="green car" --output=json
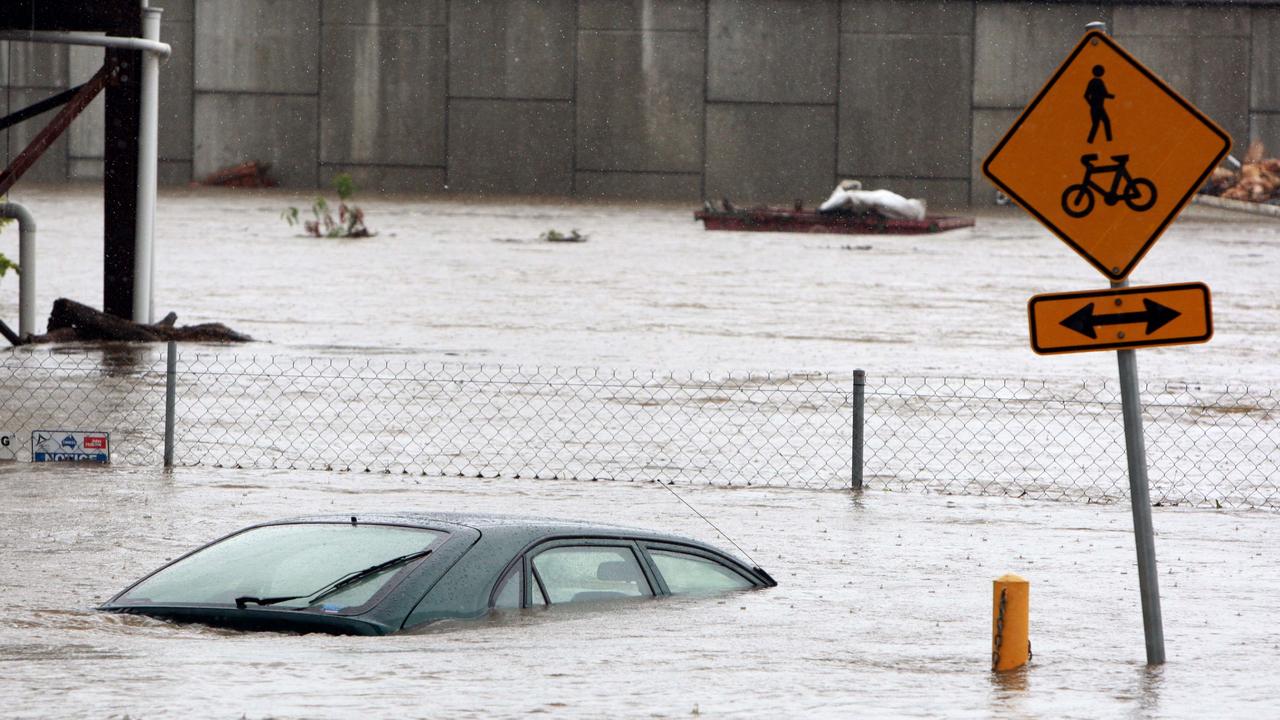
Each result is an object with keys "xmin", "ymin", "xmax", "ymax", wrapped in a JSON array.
[{"xmin": 101, "ymin": 512, "xmax": 777, "ymax": 635}]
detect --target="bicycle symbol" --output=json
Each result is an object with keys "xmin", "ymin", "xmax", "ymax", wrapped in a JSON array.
[{"xmin": 1060, "ymin": 153, "xmax": 1157, "ymax": 218}]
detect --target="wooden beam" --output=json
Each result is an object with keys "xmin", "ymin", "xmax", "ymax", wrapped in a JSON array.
[{"xmin": 0, "ymin": 61, "xmax": 117, "ymax": 196}]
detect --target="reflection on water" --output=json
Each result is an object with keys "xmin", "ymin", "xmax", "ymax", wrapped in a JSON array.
[
  {"xmin": 989, "ymin": 665, "xmax": 1031, "ymax": 710},
  {"xmin": 99, "ymin": 343, "xmax": 160, "ymax": 377}
]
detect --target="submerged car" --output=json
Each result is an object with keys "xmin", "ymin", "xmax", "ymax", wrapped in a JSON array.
[{"xmin": 100, "ymin": 512, "xmax": 777, "ymax": 635}]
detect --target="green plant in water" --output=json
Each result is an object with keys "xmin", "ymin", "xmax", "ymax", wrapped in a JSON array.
[
  {"xmin": 0, "ymin": 196, "xmax": 17, "ymax": 281},
  {"xmin": 282, "ymin": 172, "xmax": 373, "ymax": 238},
  {"xmin": 0, "ymin": 253, "xmax": 17, "ymax": 280}
]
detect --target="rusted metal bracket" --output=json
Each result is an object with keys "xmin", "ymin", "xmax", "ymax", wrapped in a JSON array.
[{"xmin": 0, "ymin": 59, "xmax": 120, "ymax": 197}]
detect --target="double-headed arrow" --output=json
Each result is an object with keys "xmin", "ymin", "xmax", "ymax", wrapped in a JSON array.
[
  {"xmin": 1060, "ymin": 298, "xmax": 1181, "ymax": 339},
  {"xmin": 1030, "ymin": 282, "xmax": 1210, "ymax": 355}
]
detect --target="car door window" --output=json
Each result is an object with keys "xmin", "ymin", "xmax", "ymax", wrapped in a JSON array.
[
  {"xmin": 649, "ymin": 549, "xmax": 753, "ymax": 595},
  {"xmin": 492, "ymin": 565, "xmax": 520, "ymax": 609},
  {"xmin": 531, "ymin": 546, "xmax": 652, "ymax": 604}
]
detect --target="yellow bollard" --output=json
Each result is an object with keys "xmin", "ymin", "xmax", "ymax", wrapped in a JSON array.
[{"xmin": 992, "ymin": 574, "xmax": 1030, "ymax": 671}]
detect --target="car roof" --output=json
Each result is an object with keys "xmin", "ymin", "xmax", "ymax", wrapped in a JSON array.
[{"xmin": 269, "ymin": 511, "xmax": 746, "ymax": 561}]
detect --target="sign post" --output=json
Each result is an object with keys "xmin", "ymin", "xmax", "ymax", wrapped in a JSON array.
[
  {"xmin": 1113, "ymin": 277, "xmax": 1164, "ymax": 664},
  {"xmin": 985, "ymin": 21, "xmax": 1232, "ymax": 666}
]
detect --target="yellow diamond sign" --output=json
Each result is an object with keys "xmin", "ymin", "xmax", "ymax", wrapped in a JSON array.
[{"xmin": 984, "ymin": 31, "xmax": 1231, "ymax": 280}]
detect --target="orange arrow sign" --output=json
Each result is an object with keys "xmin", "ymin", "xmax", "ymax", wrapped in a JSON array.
[
  {"xmin": 984, "ymin": 31, "xmax": 1230, "ymax": 280},
  {"xmin": 1028, "ymin": 282, "xmax": 1212, "ymax": 355}
]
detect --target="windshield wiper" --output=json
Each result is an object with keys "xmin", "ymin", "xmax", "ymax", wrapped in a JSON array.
[{"xmin": 234, "ymin": 548, "xmax": 433, "ymax": 610}]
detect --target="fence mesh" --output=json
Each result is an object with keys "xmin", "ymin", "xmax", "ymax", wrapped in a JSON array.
[
  {"xmin": 2, "ymin": 348, "xmax": 1278, "ymax": 508},
  {"xmin": 863, "ymin": 377, "xmax": 1280, "ymax": 508}
]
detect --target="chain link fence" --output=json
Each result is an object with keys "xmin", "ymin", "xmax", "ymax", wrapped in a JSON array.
[
  {"xmin": 863, "ymin": 376, "xmax": 1280, "ymax": 508},
  {"xmin": 2, "ymin": 347, "xmax": 1278, "ymax": 508}
]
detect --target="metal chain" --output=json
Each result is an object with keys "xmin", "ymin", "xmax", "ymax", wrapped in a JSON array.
[{"xmin": 992, "ymin": 587, "xmax": 1006, "ymax": 670}]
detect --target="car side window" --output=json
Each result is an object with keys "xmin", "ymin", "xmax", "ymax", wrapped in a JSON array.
[
  {"xmin": 492, "ymin": 565, "xmax": 520, "ymax": 609},
  {"xmin": 530, "ymin": 546, "xmax": 652, "ymax": 604},
  {"xmin": 649, "ymin": 549, "xmax": 753, "ymax": 595}
]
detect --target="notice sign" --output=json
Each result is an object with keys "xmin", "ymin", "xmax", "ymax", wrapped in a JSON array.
[
  {"xmin": 984, "ymin": 31, "xmax": 1230, "ymax": 280},
  {"xmin": 32, "ymin": 430, "xmax": 111, "ymax": 463},
  {"xmin": 0, "ymin": 433, "xmax": 15, "ymax": 461}
]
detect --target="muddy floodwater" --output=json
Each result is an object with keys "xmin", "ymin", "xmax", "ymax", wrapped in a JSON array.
[{"xmin": 2, "ymin": 185, "xmax": 1280, "ymax": 717}]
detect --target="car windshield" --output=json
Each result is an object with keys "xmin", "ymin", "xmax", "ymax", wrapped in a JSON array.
[{"xmin": 115, "ymin": 523, "xmax": 444, "ymax": 611}]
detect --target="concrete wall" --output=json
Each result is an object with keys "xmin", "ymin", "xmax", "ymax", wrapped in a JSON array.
[{"xmin": 2, "ymin": 0, "xmax": 1278, "ymax": 208}]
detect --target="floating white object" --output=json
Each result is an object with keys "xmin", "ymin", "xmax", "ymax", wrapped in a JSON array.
[{"xmin": 818, "ymin": 180, "xmax": 927, "ymax": 221}]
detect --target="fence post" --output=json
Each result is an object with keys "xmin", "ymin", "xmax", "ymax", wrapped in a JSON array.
[
  {"xmin": 852, "ymin": 369, "xmax": 865, "ymax": 491},
  {"xmin": 164, "ymin": 339, "xmax": 176, "ymax": 468}
]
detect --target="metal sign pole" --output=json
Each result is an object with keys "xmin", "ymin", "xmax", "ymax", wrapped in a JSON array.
[
  {"xmin": 1084, "ymin": 18, "xmax": 1165, "ymax": 667},
  {"xmin": 1113, "ymin": 277, "xmax": 1166, "ymax": 665}
]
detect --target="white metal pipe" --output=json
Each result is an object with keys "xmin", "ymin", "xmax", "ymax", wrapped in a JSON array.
[
  {"xmin": 133, "ymin": 7, "xmax": 162, "ymax": 324},
  {"xmin": 0, "ymin": 203, "xmax": 37, "ymax": 339},
  {"xmin": 0, "ymin": 30, "xmax": 171, "ymax": 58}
]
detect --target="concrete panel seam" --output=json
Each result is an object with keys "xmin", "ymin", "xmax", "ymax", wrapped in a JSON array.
[
  {"xmin": 849, "ymin": 174, "xmax": 972, "ymax": 182},
  {"xmin": 193, "ymin": 89, "xmax": 319, "ymax": 98},
  {"xmin": 320, "ymin": 162, "xmax": 447, "ymax": 170},
  {"xmin": 576, "ymin": 29, "xmax": 703, "ymax": 35},
  {"xmin": 840, "ymin": 31, "xmax": 973, "ymax": 38},
  {"xmin": 449, "ymin": 96, "xmax": 575, "ymax": 105},
  {"xmin": 571, "ymin": 1, "xmax": 580, "ymax": 195},
  {"xmin": 576, "ymin": 169, "xmax": 702, "ymax": 177},
  {"xmin": 705, "ymin": 100, "xmax": 838, "ymax": 108},
  {"xmin": 317, "ymin": 22, "xmax": 446, "ymax": 29},
  {"xmin": 1115, "ymin": 32, "xmax": 1253, "ymax": 39}
]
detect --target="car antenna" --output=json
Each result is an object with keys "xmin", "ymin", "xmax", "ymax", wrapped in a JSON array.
[{"xmin": 655, "ymin": 479, "xmax": 760, "ymax": 567}]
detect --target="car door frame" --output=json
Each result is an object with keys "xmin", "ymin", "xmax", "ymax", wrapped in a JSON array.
[
  {"xmin": 489, "ymin": 536, "xmax": 662, "ymax": 608},
  {"xmin": 637, "ymin": 540, "xmax": 763, "ymax": 594}
]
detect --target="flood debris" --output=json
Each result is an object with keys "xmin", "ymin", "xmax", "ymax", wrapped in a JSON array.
[
  {"xmin": 1202, "ymin": 140, "xmax": 1280, "ymax": 205},
  {"xmin": 818, "ymin": 180, "xmax": 928, "ymax": 221},
  {"xmin": 14, "ymin": 298, "xmax": 252, "ymax": 345},
  {"xmin": 538, "ymin": 229, "xmax": 588, "ymax": 243},
  {"xmin": 195, "ymin": 160, "xmax": 276, "ymax": 188}
]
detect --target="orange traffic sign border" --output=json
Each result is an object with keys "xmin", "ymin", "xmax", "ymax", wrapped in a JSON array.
[
  {"xmin": 1028, "ymin": 282, "xmax": 1212, "ymax": 355},
  {"xmin": 984, "ymin": 31, "xmax": 1231, "ymax": 280}
]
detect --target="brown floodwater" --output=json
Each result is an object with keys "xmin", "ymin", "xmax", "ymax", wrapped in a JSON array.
[{"xmin": 1, "ymin": 186, "xmax": 1279, "ymax": 717}]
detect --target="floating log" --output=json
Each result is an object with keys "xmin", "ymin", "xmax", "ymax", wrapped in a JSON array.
[{"xmin": 17, "ymin": 298, "xmax": 252, "ymax": 345}]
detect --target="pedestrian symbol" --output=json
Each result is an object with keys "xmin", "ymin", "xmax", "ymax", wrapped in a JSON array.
[
  {"xmin": 983, "ymin": 30, "xmax": 1230, "ymax": 280},
  {"xmin": 1085, "ymin": 65, "xmax": 1114, "ymax": 143}
]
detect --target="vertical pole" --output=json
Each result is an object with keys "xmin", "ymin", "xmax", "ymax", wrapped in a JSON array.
[
  {"xmin": 992, "ymin": 574, "xmax": 1030, "ymax": 672},
  {"xmin": 852, "ymin": 369, "xmax": 865, "ymax": 491},
  {"xmin": 134, "ymin": 7, "xmax": 162, "ymax": 324},
  {"xmin": 0, "ymin": 203, "xmax": 36, "ymax": 338},
  {"xmin": 164, "ymin": 339, "xmax": 176, "ymax": 468},
  {"xmin": 17, "ymin": 208, "xmax": 34, "ymax": 339},
  {"xmin": 103, "ymin": 44, "xmax": 141, "ymax": 319},
  {"xmin": 1086, "ymin": 18, "xmax": 1165, "ymax": 667},
  {"xmin": 1114, "ymin": 281, "xmax": 1165, "ymax": 664}
]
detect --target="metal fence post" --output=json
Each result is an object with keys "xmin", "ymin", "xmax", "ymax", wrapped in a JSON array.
[
  {"xmin": 164, "ymin": 339, "xmax": 176, "ymax": 468},
  {"xmin": 852, "ymin": 369, "xmax": 865, "ymax": 491}
]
